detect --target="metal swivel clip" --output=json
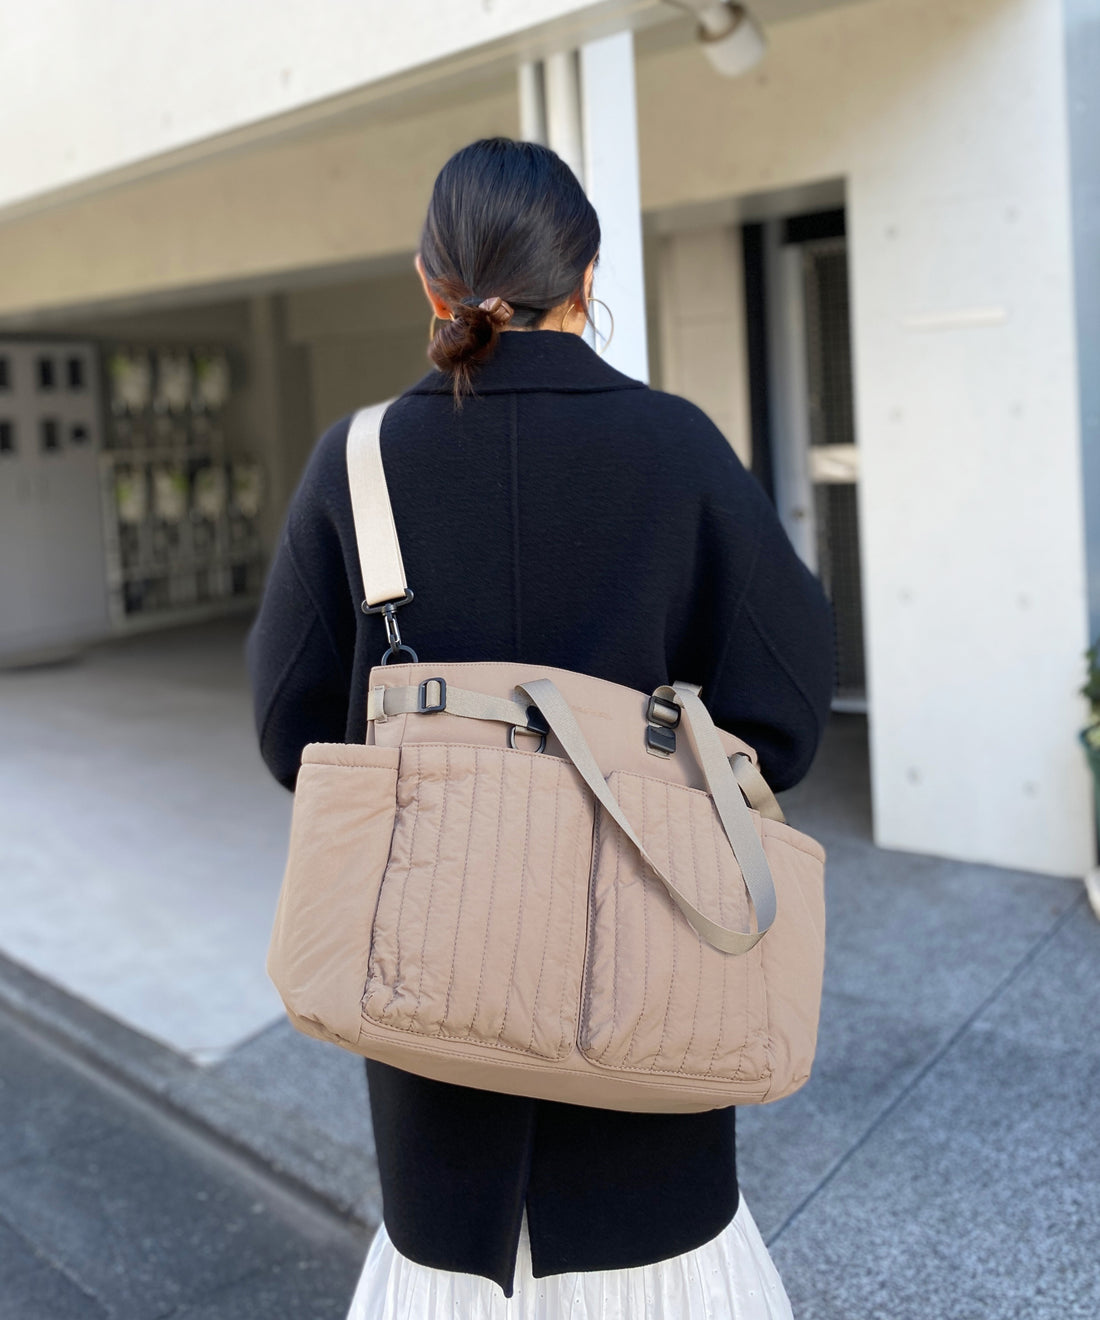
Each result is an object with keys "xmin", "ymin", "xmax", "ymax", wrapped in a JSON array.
[{"xmin": 362, "ymin": 590, "xmax": 418, "ymax": 664}]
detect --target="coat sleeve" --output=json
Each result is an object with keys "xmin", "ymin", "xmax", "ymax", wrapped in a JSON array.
[
  {"xmin": 671, "ymin": 407, "xmax": 835, "ymax": 792},
  {"xmin": 245, "ymin": 420, "xmax": 357, "ymax": 790},
  {"xmin": 710, "ymin": 495, "xmax": 835, "ymax": 791}
]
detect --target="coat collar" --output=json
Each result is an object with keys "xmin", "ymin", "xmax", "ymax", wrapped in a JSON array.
[{"xmin": 403, "ymin": 329, "xmax": 647, "ymax": 396}]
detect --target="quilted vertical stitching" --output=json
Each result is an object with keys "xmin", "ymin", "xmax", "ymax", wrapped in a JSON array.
[
  {"xmin": 365, "ymin": 757, "xmax": 406, "ymax": 995},
  {"xmin": 361, "ymin": 758, "xmax": 403, "ymax": 1014},
  {"xmin": 580, "ymin": 806, "xmax": 601, "ymax": 1056},
  {"xmin": 680, "ymin": 791, "xmax": 709, "ymax": 1072},
  {"xmin": 495, "ymin": 753, "xmax": 533, "ymax": 1045},
  {"xmin": 524, "ymin": 757, "xmax": 563, "ymax": 1054},
  {"xmin": 556, "ymin": 766, "xmax": 589, "ymax": 1056},
  {"xmin": 653, "ymin": 778, "xmax": 680, "ymax": 1069},
  {"xmin": 441, "ymin": 745, "xmax": 480, "ymax": 1031},
  {"xmin": 622, "ymin": 776, "xmax": 652, "ymax": 1067},
  {"xmin": 411, "ymin": 744, "xmax": 451, "ymax": 1027},
  {"xmin": 704, "ymin": 793, "xmax": 733, "ymax": 1080},
  {"xmin": 595, "ymin": 814, "xmax": 625, "ymax": 1063},
  {"xmin": 383, "ymin": 744, "xmax": 423, "ymax": 1016},
  {"xmin": 467, "ymin": 740, "xmax": 508, "ymax": 1039},
  {"xmin": 757, "ymin": 821, "xmax": 774, "ymax": 1088}
]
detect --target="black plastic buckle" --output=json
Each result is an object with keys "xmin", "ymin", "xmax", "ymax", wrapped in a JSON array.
[
  {"xmin": 523, "ymin": 706, "xmax": 549, "ymax": 736},
  {"xmin": 417, "ymin": 677, "xmax": 447, "ymax": 713},
  {"xmin": 646, "ymin": 724, "xmax": 677, "ymax": 757}
]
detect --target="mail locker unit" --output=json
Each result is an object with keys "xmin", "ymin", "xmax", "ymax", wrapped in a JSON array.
[{"xmin": 99, "ymin": 344, "xmax": 266, "ymax": 628}]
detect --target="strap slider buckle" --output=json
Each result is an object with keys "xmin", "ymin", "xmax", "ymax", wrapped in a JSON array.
[
  {"xmin": 646, "ymin": 694, "xmax": 681, "ymax": 729},
  {"xmin": 417, "ymin": 677, "xmax": 447, "ymax": 714},
  {"xmin": 645, "ymin": 691, "xmax": 680, "ymax": 758}
]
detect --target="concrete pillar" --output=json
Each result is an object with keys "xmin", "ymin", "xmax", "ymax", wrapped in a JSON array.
[
  {"xmin": 246, "ymin": 294, "xmax": 313, "ymax": 551},
  {"xmin": 518, "ymin": 34, "xmax": 649, "ymax": 383},
  {"xmin": 544, "ymin": 51, "xmax": 585, "ymax": 182},
  {"xmin": 518, "ymin": 61, "xmax": 547, "ymax": 145},
  {"xmin": 580, "ymin": 31, "xmax": 649, "ymax": 383}
]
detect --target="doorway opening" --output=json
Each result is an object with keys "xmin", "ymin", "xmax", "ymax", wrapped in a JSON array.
[
  {"xmin": 748, "ymin": 207, "xmax": 866, "ymax": 711},
  {"xmin": 648, "ymin": 190, "xmax": 868, "ymax": 713}
]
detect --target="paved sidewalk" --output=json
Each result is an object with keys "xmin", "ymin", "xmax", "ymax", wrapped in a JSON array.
[
  {"xmin": 0, "ymin": 620, "xmax": 291, "ymax": 1062},
  {"xmin": 744, "ymin": 718, "xmax": 1100, "ymax": 1319},
  {"xmin": 0, "ymin": 1010, "xmax": 367, "ymax": 1320}
]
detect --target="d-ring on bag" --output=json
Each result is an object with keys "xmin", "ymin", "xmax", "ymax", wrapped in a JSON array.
[{"xmin": 267, "ymin": 402, "xmax": 826, "ymax": 1113}]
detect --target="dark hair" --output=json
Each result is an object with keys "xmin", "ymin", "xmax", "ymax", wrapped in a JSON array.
[{"xmin": 419, "ymin": 137, "xmax": 601, "ymax": 400}]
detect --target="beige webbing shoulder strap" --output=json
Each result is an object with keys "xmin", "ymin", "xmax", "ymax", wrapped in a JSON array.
[{"xmin": 346, "ymin": 401, "xmax": 405, "ymax": 608}]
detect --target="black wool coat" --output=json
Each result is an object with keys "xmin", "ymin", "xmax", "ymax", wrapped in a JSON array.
[{"xmin": 247, "ymin": 329, "xmax": 834, "ymax": 1296}]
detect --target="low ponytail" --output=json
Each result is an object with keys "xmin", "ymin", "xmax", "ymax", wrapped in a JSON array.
[
  {"xmin": 419, "ymin": 138, "xmax": 600, "ymax": 403},
  {"xmin": 428, "ymin": 290, "xmax": 516, "ymax": 399}
]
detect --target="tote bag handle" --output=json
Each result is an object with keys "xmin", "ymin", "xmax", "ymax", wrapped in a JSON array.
[{"xmin": 518, "ymin": 678, "xmax": 776, "ymax": 954}]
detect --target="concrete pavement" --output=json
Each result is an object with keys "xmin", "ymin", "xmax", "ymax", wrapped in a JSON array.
[{"xmin": 0, "ymin": 1010, "xmax": 366, "ymax": 1320}]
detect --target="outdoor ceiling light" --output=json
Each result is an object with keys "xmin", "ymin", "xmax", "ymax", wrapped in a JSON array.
[{"xmin": 669, "ymin": 1, "xmax": 768, "ymax": 78}]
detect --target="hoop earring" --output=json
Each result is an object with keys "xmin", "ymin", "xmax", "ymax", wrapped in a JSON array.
[
  {"xmin": 428, "ymin": 314, "xmax": 438, "ymax": 345},
  {"xmin": 589, "ymin": 297, "xmax": 615, "ymax": 357}
]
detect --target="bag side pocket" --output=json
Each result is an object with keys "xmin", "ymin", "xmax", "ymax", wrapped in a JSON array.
[
  {"xmin": 363, "ymin": 743, "xmax": 593, "ymax": 1060},
  {"xmin": 580, "ymin": 771, "xmax": 770, "ymax": 1083},
  {"xmin": 267, "ymin": 742, "xmax": 400, "ymax": 1045}
]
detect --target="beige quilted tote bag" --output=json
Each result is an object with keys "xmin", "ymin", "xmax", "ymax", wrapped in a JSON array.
[{"xmin": 267, "ymin": 404, "xmax": 826, "ymax": 1113}]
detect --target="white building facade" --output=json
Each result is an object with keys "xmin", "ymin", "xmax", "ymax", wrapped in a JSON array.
[{"xmin": 0, "ymin": 0, "xmax": 1096, "ymax": 879}]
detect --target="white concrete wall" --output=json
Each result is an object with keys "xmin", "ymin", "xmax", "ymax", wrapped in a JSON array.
[
  {"xmin": 1063, "ymin": 0, "xmax": 1100, "ymax": 644},
  {"xmin": 0, "ymin": 0, "xmax": 651, "ymax": 216},
  {"xmin": 638, "ymin": 0, "xmax": 1094, "ymax": 876},
  {"xmin": 284, "ymin": 269, "xmax": 430, "ymax": 438},
  {"xmin": 657, "ymin": 227, "xmax": 752, "ymax": 464}
]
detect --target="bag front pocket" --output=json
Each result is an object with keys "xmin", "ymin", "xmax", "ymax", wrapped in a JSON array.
[
  {"xmin": 579, "ymin": 771, "xmax": 771, "ymax": 1082},
  {"xmin": 267, "ymin": 742, "xmax": 401, "ymax": 1045},
  {"xmin": 363, "ymin": 743, "xmax": 594, "ymax": 1060}
]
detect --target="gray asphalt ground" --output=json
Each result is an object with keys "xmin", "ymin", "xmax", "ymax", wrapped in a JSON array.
[{"xmin": 0, "ymin": 1010, "xmax": 367, "ymax": 1320}]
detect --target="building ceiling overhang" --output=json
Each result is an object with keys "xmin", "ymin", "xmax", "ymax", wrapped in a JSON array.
[{"xmin": 1, "ymin": 0, "xmax": 879, "ymax": 227}]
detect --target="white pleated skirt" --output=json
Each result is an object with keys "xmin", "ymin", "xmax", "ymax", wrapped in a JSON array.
[{"xmin": 346, "ymin": 1195, "xmax": 793, "ymax": 1320}]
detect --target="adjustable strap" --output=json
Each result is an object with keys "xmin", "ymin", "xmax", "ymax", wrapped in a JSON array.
[
  {"xmin": 369, "ymin": 681, "xmax": 784, "ymax": 823},
  {"xmin": 346, "ymin": 401, "xmax": 405, "ymax": 608},
  {"xmin": 518, "ymin": 678, "xmax": 776, "ymax": 955},
  {"xmin": 368, "ymin": 681, "xmax": 534, "ymax": 729}
]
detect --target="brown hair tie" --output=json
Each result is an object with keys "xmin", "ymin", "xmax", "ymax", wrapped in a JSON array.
[{"xmin": 478, "ymin": 296, "xmax": 514, "ymax": 327}]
